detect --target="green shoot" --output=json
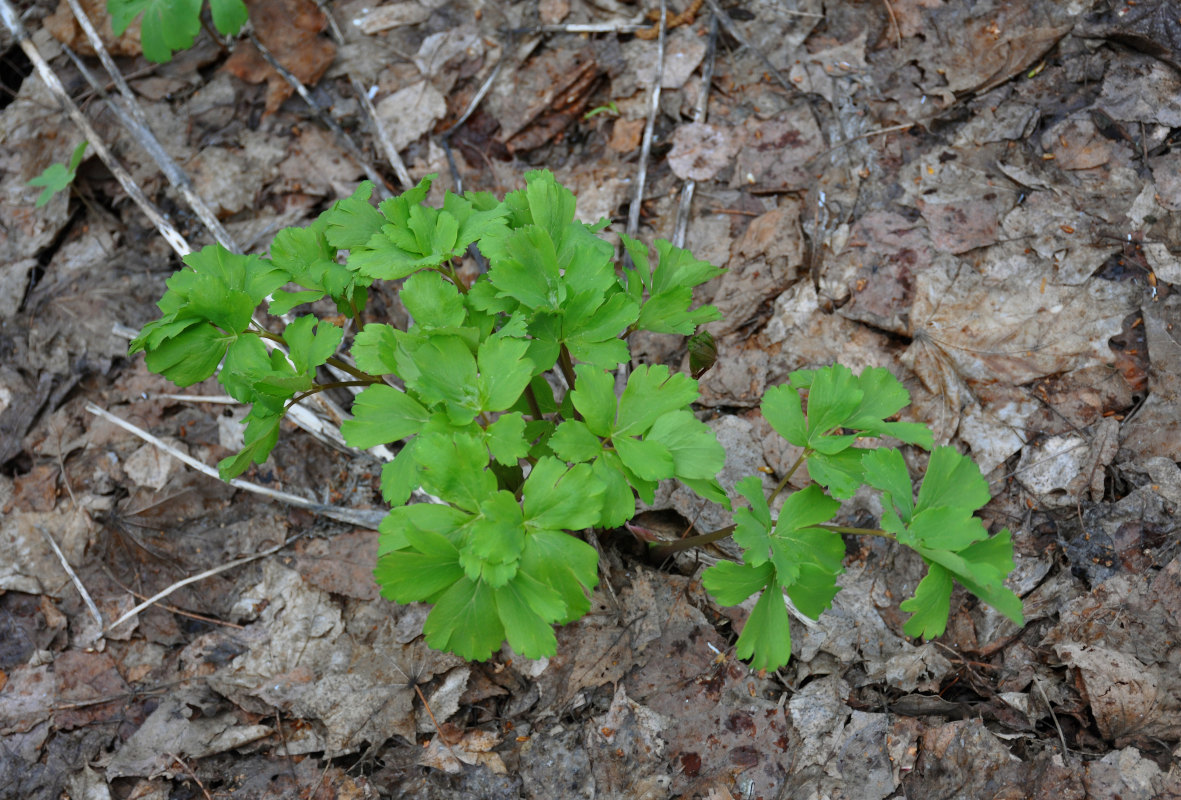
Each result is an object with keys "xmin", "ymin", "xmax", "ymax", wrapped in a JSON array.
[{"xmin": 28, "ymin": 140, "xmax": 88, "ymax": 207}]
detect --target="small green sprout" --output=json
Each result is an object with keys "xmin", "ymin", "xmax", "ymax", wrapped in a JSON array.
[{"xmin": 28, "ymin": 140, "xmax": 88, "ymax": 208}]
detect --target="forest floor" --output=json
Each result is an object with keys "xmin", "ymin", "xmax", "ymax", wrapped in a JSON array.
[{"xmin": 1, "ymin": 0, "xmax": 1180, "ymax": 797}]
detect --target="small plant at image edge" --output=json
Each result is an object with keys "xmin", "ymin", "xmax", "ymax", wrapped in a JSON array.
[
  {"xmin": 129, "ymin": 170, "xmax": 1024, "ymax": 670},
  {"xmin": 28, "ymin": 140, "xmax": 88, "ymax": 207},
  {"xmin": 108, "ymin": 0, "xmax": 248, "ymax": 63}
]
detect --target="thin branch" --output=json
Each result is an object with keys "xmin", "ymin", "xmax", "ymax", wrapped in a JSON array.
[
  {"xmin": 625, "ymin": 0, "xmax": 666, "ymax": 242},
  {"xmin": 104, "ymin": 531, "xmax": 307, "ymax": 636},
  {"xmin": 672, "ymin": 13, "xmax": 718, "ymax": 249},
  {"xmin": 245, "ymin": 32, "xmax": 393, "ymax": 199},
  {"xmin": 62, "ymin": 0, "xmax": 239, "ymax": 251},
  {"xmin": 36, "ymin": 524, "xmax": 103, "ymax": 631},
  {"xmin": 84, "ymin": 403, "xmax": 387, "ymax": 529},
  {"xmin": 0, "ymin": 0, "xmax": 190, "ymax": 257}
]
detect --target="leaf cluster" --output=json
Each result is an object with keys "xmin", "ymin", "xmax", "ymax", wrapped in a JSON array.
[
  {"xmin": 108, "ymin": 0, "xmax": 247, "ymax": 63},
  {"xmin": 132, "ymin": 172, "xmax": 1023, "ymax": 670},
  {"xmin": 702, "ymin": 364, "xmax": 1022, "ymax": 671},
  {"xmin": 130, "ymin": 170, "xmax": 726, "ymax": 660}
]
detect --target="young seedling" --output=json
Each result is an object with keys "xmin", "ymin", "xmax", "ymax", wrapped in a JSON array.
[
  {"xmin": 28, "ymin": 140, "xmax": 88, "ymax": 207},
  {"xmin": 130, "ymin": 170, "xmax": 1023, "ymax": 669}
]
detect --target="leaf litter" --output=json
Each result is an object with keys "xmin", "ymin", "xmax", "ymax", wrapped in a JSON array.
[{"xmin": 3, "ymin": 0, "xmax": 1181, "ymax": 796}]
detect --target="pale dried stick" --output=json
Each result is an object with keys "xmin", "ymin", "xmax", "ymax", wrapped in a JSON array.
[
  {"xmin": 0, "ymin": 0, "xmax": 190, "ymax": 257},
  {"xmin": 36, "ymin": 524, "xmax": 104, "ymax": 630},
  {"xmin": 85, "ymin": 402, "xmax": 386, "ymax": 528},
  {"xmin": 103, "ymin": 532, "xmax": 304, "ymax": 637},
  {"xmin": 671, "ymin": 14, "xmax": 718, "ymax": 249},
  {"xmin": 625, "ymin": 0, "xmax": 666, "ymax": 242},
  {"xmin": 62, "ymin": 0, "xmax": 238, "ymax": 251},
  {"xmin": 245, "ymin": 32, "xmax": 393, "ymax": 199},
  {"xmin": 351, "ymin": 75, "xmax": 414, "ymax": 189},
  {"xmin": 309, "ymin": 0, "xmax": 414, "ymax": 189},
  {"xmin": 507, "ymin": 21, "xmax": 648, "ymax": 35}
]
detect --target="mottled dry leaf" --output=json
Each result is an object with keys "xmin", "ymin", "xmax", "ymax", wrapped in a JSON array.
[
  {"xmin": 1056, "ymin": 644, "xmax": 1178, "ymax": 747},
  {"xmin": 375, "ymin": 81, "xmax": 447, "ymax": 151},
  {"xmin": 44, "ymin": 0, "xmax": 141, "ymax": 56},
  {"xmin": 1080, "ymin": 0, "xmax": 1181, "ymax": 72},
  {"xmin": 608, "ymin": 118, "xmax": 645, "ymax": 153},
  {"xmin": 919, "ymin": 198, "xmax": 998, "ymax": 254},
  {"xmin": 1119, "ymin": 294, "xmax": 1181, "ymax": 460},
  {"xmin": 358, "ymin": 2, "xmax": 430, "ymax": 34},
  {"xmin": 419, "ymin": 725, "xmax": 505, "ymax": 774},
  {"xmin": 222, "ymin": 0, "xmax": 336, "ymax": 114},
  {"xmin": 668, "ymin": 123, "xmax": 741, "ymax": 181}
]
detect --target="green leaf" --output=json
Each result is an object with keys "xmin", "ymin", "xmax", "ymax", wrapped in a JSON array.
[
  {"xmin": 804, "ymin": 363, "xmax": 863, "ymax": 437},
  {"xmin": 423, "ymin": 578, "xmax": 505, "ymax": 660},
  {"xmin": 523, "ymin": 458, "xmax": 603, "ymax": 531},
  {"xmin": 352, "ymin": 323, "xmax": 401, "ymax": 376},
  {"xmin": 806, "ymin": 449, "xmax": 867, "ymax": 500},
  {"xmin": 217, "ymin": 405, "xmax": 282, "ymax": 480},
  {"xmin": 612, "ymin": 435, "xmax": 675, "ymax": 482},
  {"xmin": 399, "ymin": 334, "xmax": 480, "ymax": 424},
  {"xmin": 485, "ymin": 226, "xmax": 564, "ymax": 311},
  {"xmin": 209, "ymin": 0, "xmax": 248, "ymax": 33},
  {"xmin": 519, "ymin": 529, "xmax": 599, "ymax": 623},
  {"xmin": 549, "ymin": 420, "xmax": 603, "ymax": 463},
  {"xmin": 731, "ymin": 475, "xmax": 774, "ymax": 566},
  {"xmin": 736, "ymin": 582, "xmax": 792, "ymax": 672},
  {"xmin": 486, "ymin": 412, "xmax": 529, "ymax": 466},
  {"xmin": 414, "ymin": 432, "xmax": 495, "ymax": 512},
  {"xmin": 900, "ymin": 564, "xmax": 954, "ymax": 638},
  {"xmin": 108, "ymin": 0, "xmax": 201, "ymax": 62},
  {"xmin": 219, "ymin": 334, "xmax": 277, "ymax": 402},
  {"xmin": 592, "ymin": 454, "xmax": 634, "ymax": 528},
  {"xmin": 860, "ymin": 447, "xmax": 915, "ymax": 521},
  {"xmin": 323, "ymin": 181, "xmax": 384, "ymax": 250},
  {"xmin": 143, "ymin": 324, "xmax": 231, "ymax": 386},
  {"xmin": 400, "ymin": 271, "xmax": 466, "ymax": 329},
  {"xmin": 623, "ymin": 235, "xmax": 725, "ymax": 335},
  {"xmin": 341, "ymin": 385, "xmax": 431, "ymax": 448},
  {"xmin": 701, "ymin": 560, "xmax": 775, "ymax": 606},
  {"xmin": 478, "ymin": 335, "xmax": 534, "ymax": 412},
  {"xmin": 916, "ymin": 446, "xmax": 991, "ymax": 515},
  {"xmin": 28, "ymin": 141, "xmax": 87, "ymax": 207},
  {"xmin": 493, "ymin": 579, "xmax": 559, "ymax": 658},
  {"xmin": 615, "ymin": 365, "xmax": 698, "ymax": 436},
  {"xmin": 284, "ymin": 315, "xmax": 342, "ymax": 376},
  {"xmin": 646, "ymin": 410, "xmax": 725, "ymax": 481},
  {"xmin": 570, "ymin": 365, "xmax": 617, "ymax": 437},
  {"xmin": 459, "ymin": 491, "xmax": 525, "ymax": 587},
  {"xmin": 380, "ymin": 443, "xmax": 421, "ymax": 505},
  {"xmin": 761, "ymin": 384, "xmax": 807, "ymax": 447}
]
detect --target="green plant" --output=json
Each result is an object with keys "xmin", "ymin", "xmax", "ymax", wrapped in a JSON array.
[
  {"xmin": 108, "ymin": 0, "xmax": 248, "ymax": 63},
  {"xmin": 130, "ymin": 170, "xmax": 1023, "ymax": 669},
  {"xmin": 583, "ymin": 101, "xmax": 620, "ymax": 120},
  {"xmin": 28, "ymin": 140, "xmax": 88, "ymax": 207}
]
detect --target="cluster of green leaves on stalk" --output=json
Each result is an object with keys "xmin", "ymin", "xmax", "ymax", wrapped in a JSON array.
[
  {"xmin": 130, "ymin": 170, "xmax": 1023, "ymax": 670},
  {"xmin": 108, "ymin": 0, "xmax": 248, "ymax": 63}
]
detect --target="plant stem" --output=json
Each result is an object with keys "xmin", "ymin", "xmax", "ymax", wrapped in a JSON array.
[
  {"xmin": 816, "ymin": 523, "xmax": 895, "ymax": 539},
  {"xmin": 524, "ymin": 383, "xmax": 544, "ymax": 420},
  {"xmin": 557, "ymin": 344, "xmax": 578, "ymax": 390},
  {"xmin": 287, "ymin": 380, "xmax": 381, "ymax": 410},
  {"xmin": 325, "ymin": 357, "xmax": 379, "ymax": 382},
  {"xmin": 446, "ymin": 263, "xmax": 469, "ymax": 295},
  {"xmin": 768, "ymin": 451, "xmax": 809, "ymax": 504},
  {"xmin": 348, "ymin": 296, "xmax": 364, "ymax": 332},
  {"xmin": 649, "ymin": 524, "xmax": 736, "ymax": 560}
]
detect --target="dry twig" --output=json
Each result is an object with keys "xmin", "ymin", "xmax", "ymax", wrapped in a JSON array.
[{"xmin": 0, "ymin": 0, "xmax": 190, "ymax": 256}]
